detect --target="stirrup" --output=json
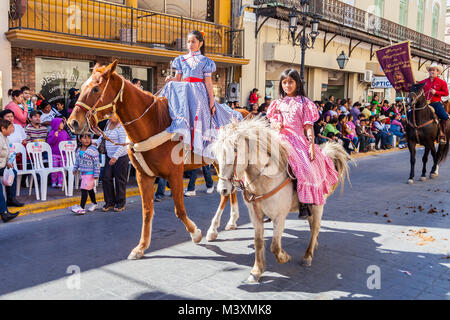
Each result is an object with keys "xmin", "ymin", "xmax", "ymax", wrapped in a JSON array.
[{"xmin": 298, "ymin": 203, "xmax": 312, "ymax": 219}]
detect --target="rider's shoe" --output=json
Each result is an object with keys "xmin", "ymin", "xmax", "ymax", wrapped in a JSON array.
[{"xmin": 439, "ymin": 119, "xmax": 448, "ymax": 144}]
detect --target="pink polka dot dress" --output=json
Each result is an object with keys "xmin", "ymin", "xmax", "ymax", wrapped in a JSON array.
[{"xmin": 267, "ymin": 96, "xmax": 339, "ymax": 205}]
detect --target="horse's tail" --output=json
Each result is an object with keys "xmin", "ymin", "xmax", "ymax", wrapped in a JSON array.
[
  {"xmin": 436, "ymin": 140, "xmax": 449, "ymax": 165},
  {"xmin": 320, "ymin": 142, "xmax": 355, "ymax": 193}
]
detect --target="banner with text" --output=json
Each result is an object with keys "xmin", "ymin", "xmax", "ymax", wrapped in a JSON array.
[{"xmin": 375, "ymin": 41, "xmax": 415, "ymax": 92}]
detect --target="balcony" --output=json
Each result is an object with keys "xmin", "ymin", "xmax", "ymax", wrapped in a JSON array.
[
  {"xmin": 254, "ymin": 0, "xmax": 450, "ymax": 64},
  {"xmin": 7, "ymin": 0, "xmax": 244, "ymax": 61}
]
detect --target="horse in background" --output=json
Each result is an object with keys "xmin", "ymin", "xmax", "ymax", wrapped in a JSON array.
[
  {"xmin": 405, "ymin": 83, "xmax": 449, "ymax": 184},
  {"xmin": 212, "ymin": 117, "xmax": 351, "ymax": 282},
  {"xmin": 67, "ymin": 60, "xmax": 248, "ymax": 260}
]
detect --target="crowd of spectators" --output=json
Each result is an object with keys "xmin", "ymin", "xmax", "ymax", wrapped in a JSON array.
[{"xmin": 235, "ymin": 91, "xmax": 408, "ymax": 154}]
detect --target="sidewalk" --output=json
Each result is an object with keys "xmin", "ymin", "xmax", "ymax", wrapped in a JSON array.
[{"xmin": 10, "ymin": 147, "xmax": 406, "ymax": 217}]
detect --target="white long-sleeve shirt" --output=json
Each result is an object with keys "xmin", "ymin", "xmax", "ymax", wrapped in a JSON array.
[{"xmin": 97, "ymin": 121, "xmax": 128, "ymax": 159}]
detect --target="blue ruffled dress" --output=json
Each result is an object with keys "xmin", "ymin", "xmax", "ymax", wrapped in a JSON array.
[{"xmin": 159, "ymin": 51, "xmax": 243, "ymax": 159}]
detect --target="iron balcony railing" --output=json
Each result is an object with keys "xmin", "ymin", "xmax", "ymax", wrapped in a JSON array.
[
  {"xmin": 8, "ymin": 0, "xmax": 244, "ymax": 58},
  {"xmin": 254, "ymin": 0, "xmax": 449, "ymax": 61}
]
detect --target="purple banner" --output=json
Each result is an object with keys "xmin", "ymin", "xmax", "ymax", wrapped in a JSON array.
[{"xmin": 375, "ymin": 41, "xmax": 415, "ymax": 92}]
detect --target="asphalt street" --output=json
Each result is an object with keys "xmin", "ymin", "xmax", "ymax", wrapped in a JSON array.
[{"xmin": 0, "ymin": 148, "xmax": 449, "ymax": 300}]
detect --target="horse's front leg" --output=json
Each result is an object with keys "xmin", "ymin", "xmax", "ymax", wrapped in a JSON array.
[
  {"xmin": 420, "ymin": 146, "xmax": 430, "ymax": 181},
  {"xmin": 270, "ymin": 211, "xmax": 291, "ymax": 264},
  {"xmin": 206, "ymin": 194, "xmax": 230, "ymax": 241},
  {"xmin": 407, "ymin": 140, "xmax": 416, "ymax": 184},
  {"xmin": 429, "ymin": 144, "xmax": 439, "ymax": 178},
  {"xmin": 225, "ymin": 191, "xmax": 240, "ymax": 230},
  {"xmin": 247, "ymin": 203, "xmax": 266, "ymax": 283},
  {"xmin": 128, "ymin": 171, "xmax": 156, "ymax": 260},
  {"xmin": 168, "ymin": 170, "xmax": 202, "ymax": 244},
  {"xmin": 302, "ymin": 204, "xmax": 324, "ymax": 267}
]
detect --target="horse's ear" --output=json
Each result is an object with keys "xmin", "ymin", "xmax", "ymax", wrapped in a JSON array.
[{"xmin": 102, "ymin": 60, "xmax": 118, "ymax": 79}]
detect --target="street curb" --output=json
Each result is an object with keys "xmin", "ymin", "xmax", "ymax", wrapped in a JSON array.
[
  {"xmin": 13, "ymin": 147, "xmax": 407, "ymax": 217},
  {"xmin": 13, "ymin": 176, "xmax": 219, "ymax": 217}
]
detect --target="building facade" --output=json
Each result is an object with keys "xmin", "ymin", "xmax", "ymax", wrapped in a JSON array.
[
  {"xmin": 241, "ymin": 0, "xmax": 449, "ymax": 105},
  {"xmin": 2, "ymin": 0, "xmax": 248, "ymax": 107}
]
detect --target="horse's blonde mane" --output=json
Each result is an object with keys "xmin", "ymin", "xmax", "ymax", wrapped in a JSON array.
[{"xmin": 212, "ymin": 116, "xmax": 291, "ymax": 169}]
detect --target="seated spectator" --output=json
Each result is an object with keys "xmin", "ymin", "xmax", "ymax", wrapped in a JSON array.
[
  {"xmin": 373, "ymin": 115, "xmax": 393, "ymax": 149},
  {"xmin": 25, "ymin": 110, "xmax": 48, "ymax": 143},
  {"xmin": 361, "ymin": 104, "xmax": 372, "ymax": 119},
  {"xmin": 370, "ymin": 103, "xmax": 378, "ymax": 116},
  {"xmin": 55, "ymin": 100, "xmax": 69, "ymax": 119},
  {"xmin": 47, "ymin": 118, "xmax": 71, "ymax": 188},
  {"xmin": 323, "ymin": 117, "xmax": 340, "ymax": 138},
  {"xmin": 0, "ymin": 119, "xmax": 24, "ymax": 222},
  {"xmin": 0, "ymin": 109, "xmax": 27, "ymax": 145},
  {"xmin": 346, "ymin": 114, "xmax": 359, "ymax": 150},
  {"xmin": 234, "ymin": 101, "xmax": 241, "ymax": 109},
  {"xmin": 324, "ymin": 104, "xmax": 338, "ymax": 119},
  {"xmin": 314, "ymin": 116, "xmax": 328, "ymax": 144},
  {"xmin": 258, "ymin": 96, "xmax": 272, "ymax": 115},
  {"xmin": 389, "ymin": 113, "xmax": 407, "ymax": 148},
  {"xmin": 5, "ymin": 89, "xmax": 28, "ymax": 128},
  {"xmin": 339, "ymin": 99, "xmax": 350, "ymax": 115},
  {"xmin": 350, "ymin": 102, "xmax": 361, "ymax": 122},
  {"xmin": 356, "ymin": 116, "xmax": 375, "ymax": 152},
  {"xmin": 38, "ymin": 100, "xmax": 57, "ymax": 131},
  {"xmin": 338, "ymin": 115, "xmax": 354, "ymax": 154},
  {"xmin": 381, "ymin": 100, "xmax": 392, "ymax": 116}
]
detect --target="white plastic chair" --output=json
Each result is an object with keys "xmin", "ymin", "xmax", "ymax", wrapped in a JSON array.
[
  {"xmin": 10, "ymin": 143, "xmax": 40, "ymax": 200},
  {"xmin": 26, "ymin": 142, "xmax": 67, "ymax": 201},
  {"xmin": 59, "ymin": 140, "xmax": 77, "ymax": 196}
]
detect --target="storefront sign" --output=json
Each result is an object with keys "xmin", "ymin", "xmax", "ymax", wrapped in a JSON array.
[
  {"xmin": 375, "ymin": 41, "xmax": 415, "ymax": 92},
  {"xmin": 371, "ymin": 76, "xmax": 393, "ymax": 89}
]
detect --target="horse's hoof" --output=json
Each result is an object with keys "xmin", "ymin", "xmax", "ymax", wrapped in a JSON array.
[
  {"xmin": 225, "ymin": 223, "xmax": 237, "ymax": 231},
  {"xmin": 420, "ymin": 177, "xmax": 427, "ymax": 182},
  {"xmin": 127, "ymin": 250, "xmax": 144, "ymax": 260},
  {"xmin": 407, "ymin": 179, "xmax": 414, "ymax": 184},
  {"xmin": 206, "ymin": 230, "xmax": 218, "ymax": 242},
  {"xmin": 190, "ymin": 228, "xmax": 202, "ymax": 244},
  {"xmin": 430, "ymin": 173, "xmax": 438, "ymax": 179},
  {"xmin": 246, "ymin": 274, "xmax": 260, "ymax": 283},
  {"xmin": 276, "ymin": 252, "xmax": 291, "ymax": 264},
  {"xmin": 301, "ymin": 258, "xmax": 312, "ymax": 267}
]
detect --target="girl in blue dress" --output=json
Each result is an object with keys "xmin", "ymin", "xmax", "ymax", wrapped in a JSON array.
[{"xmin": 160, "ymin": 30, "xmax": 243, "ymax": 160}]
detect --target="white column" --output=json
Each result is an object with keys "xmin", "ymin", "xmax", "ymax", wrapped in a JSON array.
[{"xmin": 0, "ymin": 0, "xmax": 12, "ymax": 107}]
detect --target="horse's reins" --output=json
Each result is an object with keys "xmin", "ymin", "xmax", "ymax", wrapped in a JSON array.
[
  {"xmin": 217, "ymin": 147, "xmax": 291, "ymax": 221},
  {"xmin": 75, "ymin": 76, "xmax": 162, "ymax": 147},
  {"xmin": 408, "ymin": 90, "xmax": 435, "ymax": 142}
]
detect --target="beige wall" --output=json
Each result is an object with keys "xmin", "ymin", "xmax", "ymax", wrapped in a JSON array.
[
  {"xmin": 0, "ymin": 0, "xmax": 12, "ymax": 107},
  {"xmin": 351, "ymin": 0, "xmax": 446, "ymax": 40}
]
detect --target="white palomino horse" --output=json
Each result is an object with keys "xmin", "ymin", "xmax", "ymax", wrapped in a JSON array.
[{"xmin": 209, "ymin": 117, "xmax": 352, "ymax": 282}]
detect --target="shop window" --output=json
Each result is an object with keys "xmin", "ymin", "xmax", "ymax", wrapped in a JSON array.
[
  {"xmin": 138, "ymin": 0, "xmax": 209, "ymax": 21},
  {"xmin": 35, "ymin": 57, "xmax": 91, "ymax": 106},
  {"xmin": 116, "ymin": 65, "xmax": 154, "ymax": 92}
]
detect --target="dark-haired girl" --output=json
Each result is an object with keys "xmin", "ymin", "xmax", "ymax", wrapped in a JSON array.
[
  {"xmin": 160, "ymin": 30, "xmax": 242, "ymax": 160},
  {"xmin": 5, "ymin": 89, "xmax": 27, "ymax": 127},
  {"xmin": 266, "ymin": 69, "xmax": 338, "ymax": 217},
  {"xmin": 72, "ymin": 134, "xmax": 100, "ymax": 214}
]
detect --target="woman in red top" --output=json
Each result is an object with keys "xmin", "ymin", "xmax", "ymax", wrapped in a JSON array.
[
  {"xmin": 419, "ymin": 63, "xmax": 449, "ymax": 143},
  {"xmin": 4, "ymin": 89, "xmax": 28, "ymax": 128}
]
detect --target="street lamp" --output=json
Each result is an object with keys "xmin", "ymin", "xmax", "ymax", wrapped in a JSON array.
[
  {"xmin": 336, "ymin": 51, "xmax": 349, "ymax": 70},
  {"xmin": 289, "ymin": 4, "xmax": 320, "ymax": 83}
]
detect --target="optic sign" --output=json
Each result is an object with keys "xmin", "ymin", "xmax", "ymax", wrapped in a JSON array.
[{"xmin": 371, "ymin": 76, "xmax": 393, "ymax": 89}]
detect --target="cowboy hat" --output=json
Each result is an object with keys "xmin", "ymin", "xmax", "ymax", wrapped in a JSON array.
[
  {"xmin": 426, "ymin": 62, "xmax": 443, "ymax": 74},
  {"xmin": 378, "ymin": 115, "xmax": 387, "ymax": 121}
]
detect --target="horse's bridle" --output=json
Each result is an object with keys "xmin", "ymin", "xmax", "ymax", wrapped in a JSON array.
[
  {"xmin": 407, "ymin": 89, "xmax": 436, "ymax": 142},
  {"xmin": 217, "ymin": 146, "xmax": 291, "ymax": 215}
]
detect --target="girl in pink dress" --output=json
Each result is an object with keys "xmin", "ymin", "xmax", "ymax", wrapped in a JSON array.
[{"xmin": 266, "ymin": 69, "xmax": 339, "ymax": 217}]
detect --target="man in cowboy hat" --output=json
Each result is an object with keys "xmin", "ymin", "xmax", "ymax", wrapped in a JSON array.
[{"xmin": 419, "ymin": 62, "xmax": 449, "ymax": 143}]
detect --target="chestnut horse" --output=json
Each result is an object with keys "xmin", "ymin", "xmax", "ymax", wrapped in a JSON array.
[{"xmin": 67, "ymin": 60, "xmax": 249, "ymax": 259}]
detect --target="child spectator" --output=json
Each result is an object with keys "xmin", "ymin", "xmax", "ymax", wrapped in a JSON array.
[
  {"xmin": 71, "ymin": 134, "xmax": 100, "ymax": 214},
  {"xmin": 0, "ymin": 119, "xmax": 21, "ymax": 222},
  {"xmin": 47, "ymin": 118, "xmax": 71, "ymax": 188},
  {"xmin": 25, "ymin": 111, "xmax": 48, "ymax": 143},
  {"xmin": 389, "ymin": 113, "xmax": 407, "ymax": 148},
  {"xmin": 38, "ymin": 100, "xmax": 57, "ymax": 131},
  {"xmin": 346, "ymin": 114, "xmax": 359, "ymax": 150},
  {"xmin": 0, "ymin": 109, "xmax": 27, "ymax": 145}
]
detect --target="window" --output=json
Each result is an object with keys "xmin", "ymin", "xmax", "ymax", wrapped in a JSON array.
[
  {"xmin": 374, "ymin": 0, "xmax": 384, "ymax": 17},
  {"xmin": 432, "ymin": 4, "xmax": 439, "ymax": 38},
  {"xmin": 417, "ymin": 0, "xmax": 424, "ymax": 33},
  {"xmin": 138, "ymin": 0, "xmax": 209, "ymax": 21},
  {"xmin": 399, "ymin": 0, "xmax": 408, "ymax": 26},
  {"xmin": 35, "ymin": 58, "xmax": 91, "ymax": 105}
]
